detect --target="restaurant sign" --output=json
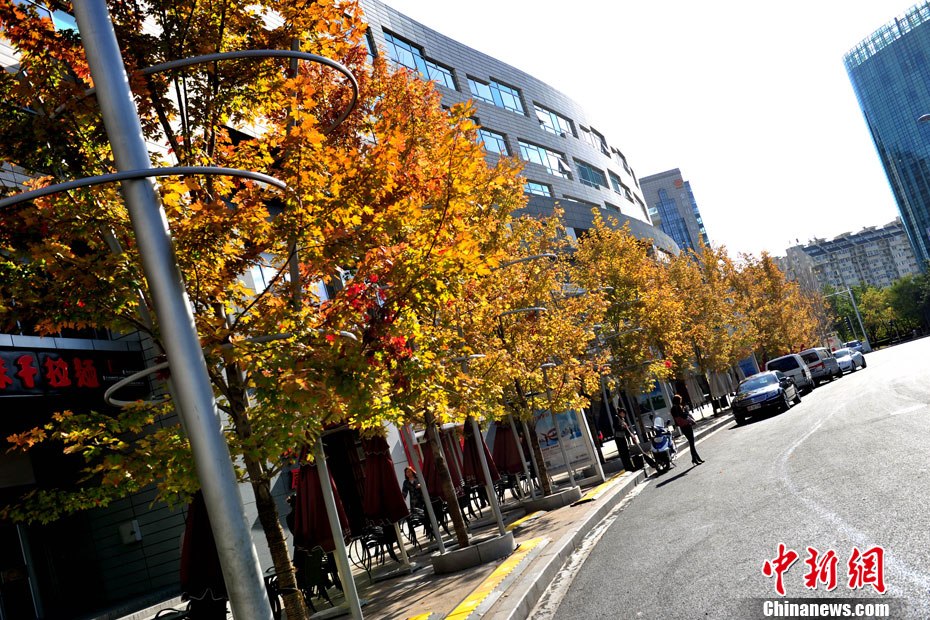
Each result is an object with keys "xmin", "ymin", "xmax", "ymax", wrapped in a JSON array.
[{"xmin": 0, "ymin": 347, "xmax": 148, "ymax": 399}]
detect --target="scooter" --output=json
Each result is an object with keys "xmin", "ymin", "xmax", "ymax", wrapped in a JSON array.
[{"xmin": 650, "ymin": 416, "xmax": 676, "ymax": 474}]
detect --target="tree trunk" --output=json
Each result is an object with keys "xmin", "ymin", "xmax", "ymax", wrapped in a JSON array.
[
  {"xmin": 526, "ymin": 419, "xmax": 553, "ymax": 496},
  {"xmin": 243, "ymin": 460, "xmax": 308, "ymax": 620},
  {"xmin": 424, "ymin": 413, "xmax": 469, "ymax": 548},
  {"xmin": 226, "ymin": 365, "xmax": 309, "ymax": 620}
]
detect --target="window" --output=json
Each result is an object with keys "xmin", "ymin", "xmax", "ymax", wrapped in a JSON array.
[
  {"xmin": 524, "ymin": 181, "xmax": 552, "ymax": 197},
  {"xmin": 609, "ymin": 171, "xmax": 623, "ymax": 194},
  {"xmin": 518, "ymin": 141, "xmax": 571, "ymax": 179},
  {"xmin": 580, "ymin": 126, "xmax": 608, "ymax": 154},
  {"xmin": 534, "ymin": 104, "xmax": 573, "ymax": 137},
  {"xmin": 383, "ymin": 32, "xmax": 455, "ymax": 89},
  {"xmin": 604, "ymin": 201, "xmax": 620, "ymax": 212},
  {"xmin": 477, "ymin": 128, "xmax": 509, "ymax": 155},
  {"xmin": 13, "ymin": 0, "xmax": 77, "ymax": 31},
  {"xmin": 562, "ymin": 195, "xmax": 599, "ymax": 209},
  {"xmin": 575, "ymin": 159, "xmax": 607, "ymax": 189},
  {"xmin": 468, "ymin": 78, "xmax": 525, "ymax": 114},
  {"xmin": 611, "ymin": 148, "xmax": 633, "ymax": 175},
  {"xmin": 363, "ymin": 29, "xmax": 376, "ymax": 63}
]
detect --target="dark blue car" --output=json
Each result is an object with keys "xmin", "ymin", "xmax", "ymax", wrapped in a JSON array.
[{"xmin": 732, "ymin": 371, "xmax": 801, "ymax": 425}]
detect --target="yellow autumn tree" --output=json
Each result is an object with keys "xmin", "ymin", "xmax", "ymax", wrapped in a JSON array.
[
  {"xmin": 731, "ymin": 253, "xmax": 818, "ymax": 363},
  {"xmin": 571, "ymin": 213, "xmax": 688, "ymax": 418},
  {"xmin": 0, "ymin": 1, "xmax": 526, "ymax": 616}
]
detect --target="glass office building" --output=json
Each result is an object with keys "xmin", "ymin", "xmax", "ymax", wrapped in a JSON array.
[
  {"xmin": 845, "ymin": 2, "xmax": 930, "ymax": 268},
  {"xmin": 639, "ymin": 169, "xmax": 711, "ymax": 252}
]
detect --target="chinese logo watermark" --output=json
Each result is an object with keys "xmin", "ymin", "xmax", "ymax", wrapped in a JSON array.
[{"xmin": 762, "ymin": 544, "xmax": 885, "ymax": 595}]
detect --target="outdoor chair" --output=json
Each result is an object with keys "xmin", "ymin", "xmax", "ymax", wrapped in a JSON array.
[
  {"xmin": 495, "ymin": 474, "xmax": 523, "ymax": 504},
  {"xmin": 294, "ymin": 546, "xmax": 336, "ymax": 612},
  {"xmin": 351, "ymin": 524, "xmax": 402, "ymax": 581}
]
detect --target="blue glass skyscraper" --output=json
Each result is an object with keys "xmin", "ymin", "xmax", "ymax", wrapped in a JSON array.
[{"xmin": 845, "ymin": 2, "xmax": 930, "ymax": 268}]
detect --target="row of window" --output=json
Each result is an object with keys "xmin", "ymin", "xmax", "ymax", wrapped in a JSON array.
[
  {"xmin": 378, "ymin": 29, "xmax": 636, "ymax": 182},
  {"xmin": 523, "ymin": 181, "xmax": 645, "ymax": 219},
  {"xmin": 480, "ymin": 131, "xmax": 637, "ymax": 203}
]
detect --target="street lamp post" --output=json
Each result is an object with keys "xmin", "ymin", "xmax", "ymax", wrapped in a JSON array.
[
  {"xmin": 71, "ymin": 3, "xmax": 270, "ymax": 618},
  {"xmin": 825, "ymin": 286, "xmax": 870, "ymax": 351},
  {"xmin": 496, "ymin": 307, "xmax": 549, "ymax": 496},
  {"xmin": 540, "ymin": 362, "xmax": 579, "ymax": 489},
  {"xmin": 451, "ymin": 354, "xmax": 507, "ymax": 536}
]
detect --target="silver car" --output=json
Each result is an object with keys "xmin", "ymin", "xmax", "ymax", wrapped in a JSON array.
[{"xmin": 834, "ymin": 348, "xmax": 866, "ymax": 373}]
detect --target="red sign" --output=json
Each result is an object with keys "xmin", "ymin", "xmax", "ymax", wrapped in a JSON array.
[{"xmin": 0, "ymin": 348, "xmax": 144, "ymax": 399}]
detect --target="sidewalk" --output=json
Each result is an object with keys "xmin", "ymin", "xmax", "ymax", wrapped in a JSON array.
[{"xmin": 128, "ymin": 410, "xmax": 732, "ymax": 620}]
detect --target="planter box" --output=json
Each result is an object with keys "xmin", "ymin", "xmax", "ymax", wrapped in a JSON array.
[
  {"xmin": 520, "ymin": 487, "xmax": 583, "ymax": 512},
  {"xmin": 430, "ymin": 532, "xmax": 516, "ymax": 574}
]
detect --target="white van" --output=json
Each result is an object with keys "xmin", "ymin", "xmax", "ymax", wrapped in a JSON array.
[
  {"xmin": 765, "ymin": 354, "xmax": 815, "ymax": 393},
  {"xmin": 798, "ymin": 347, "xmax": 841, "ymax": 386}
]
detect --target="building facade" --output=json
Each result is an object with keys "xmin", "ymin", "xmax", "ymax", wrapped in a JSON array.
[
  {"xmin": 638, "ymin": 169, "xmax": 710, "ymax": 253},
  {"xmin": 0, "ymin": 2, "xmax": 680, "ymax": 618},
  {"xmin": 361, "ymin": 0, "xmax": 678, "ymax": 256},
  {"xmin": 844, "ymin": 2, "xmax": 930, "ymax": 268},
  {"xmin": 780, "ymin": 219, "xmax": 920, "ymax": 291},
  {"xmin": 774, "ymin": 246, "xmax": 820, "ymax": 294}
]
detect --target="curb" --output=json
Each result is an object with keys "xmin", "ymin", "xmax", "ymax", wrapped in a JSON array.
[
  {"xmin": 484, "ymin": 468, "xmax": 647, "ymax": 620},
  {"xmin": 484, "ymin": 410, "xmax": 733, "ymax": 620}
]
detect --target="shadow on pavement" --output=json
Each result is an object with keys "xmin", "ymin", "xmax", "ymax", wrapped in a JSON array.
[{"xmin": 653, "ymin": 465, "xmax": 698, "ymax": 488}]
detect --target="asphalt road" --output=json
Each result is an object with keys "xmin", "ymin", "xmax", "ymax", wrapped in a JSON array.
[{"xmin": 543, "ymin": 337, "xmax": 930, "ymax": 619}]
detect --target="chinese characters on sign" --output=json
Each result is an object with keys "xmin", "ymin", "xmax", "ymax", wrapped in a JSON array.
[
  {"xmin": 762, "ymin": 544, "xmax": 886, "ymax": 595},
  {"xmin": 0, "ymin": 348, "xmax": 142, "ymax": 398}
]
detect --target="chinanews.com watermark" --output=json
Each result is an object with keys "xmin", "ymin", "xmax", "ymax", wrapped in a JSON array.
[
  {"xmin": 749, "ymin": 544, "xmax": 896, "ymax": 619},
  {"xmin": 752, "ymin": 599, "xmax": 894, "ymax": 618}
]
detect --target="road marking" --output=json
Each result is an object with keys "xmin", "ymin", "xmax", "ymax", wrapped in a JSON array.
[
  {"xmin": 776, "ymin": 403, "xmax": 930, "ymax": 598},
  {"xmin": 445, "ymin": 537, "xmax": 548, "ymax": 620},
  {"xmin": 889, "ymin": 403, "xmax": 927, "ymax": 416},
  {"xmin": 529, "ymin": 483, "xmax": 649, "ymax": 620}
]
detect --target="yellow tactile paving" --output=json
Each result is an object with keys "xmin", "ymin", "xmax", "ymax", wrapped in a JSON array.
[
  {"xmin": 406, "ymin": 614, "xmax": 435, "ymax": 620},
  {"xmin": 505, "ymin": 510, "xmax": 547, "ymax": 532},
  {"xmin": 573, "ymin": 471, "xmax": 625, "ymax": 505},
  {"xmin": 444, "ymin": 537, "xmax": 547, "ymax": 620}
]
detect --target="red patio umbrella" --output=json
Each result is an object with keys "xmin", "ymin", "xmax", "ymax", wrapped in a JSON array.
[
  {"xmin": 361, "ymin": 436, "xmax": 410, "ymax": 523},
  {"xmin": 462, "ymin": 420, "xmax": 500, "ymax": 487},
  {"xmin": 293, "ymin": 462, "xmax": 350, "ymax": 552},
  {"xmin": 180, "ymin": 491, "xmax": 227, "ymax": 609},
  {"xmin": 420, "ymin": 439, "xmax": 465, "ymax": 499},
  {"xmin": 490, "ymin": 422, "xmax": 524, "ymax": 475},
  {"xmin": 441, "ymin": 428, "xmax": 465, "ymax": 485}
]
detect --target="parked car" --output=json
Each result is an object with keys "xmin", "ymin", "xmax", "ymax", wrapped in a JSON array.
[
  {"xmin": 765, "ymin": 354, "xmax": 815, "ymax": 393},
  {"xmin": 732, "ymin": 371, "xmax": 801, "ymax": 425},
  {"xmin": 799, "ymin": 347, "xmax": 841, "ymax": 385},
  {"xmin": 834, "ymin": 347, "xmax": 866, "ymax": 373},
  {"xmin": 844, "ymin": 339, "xmax": 865, "ymax": 354}
]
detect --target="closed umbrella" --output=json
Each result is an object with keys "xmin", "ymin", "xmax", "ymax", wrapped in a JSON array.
[
  {"xmin": 361, "ymin": 436, "xmax": 410, "ymax": 523},
  {"xmin": 441, "ymin": 428, "xmax": 465, "ymax": 488},
  {"xmin": 180, "ymin": 491, "xmax": 227, "ymax": 616},
  {"xmin": 293, "ymin": 463, "xmax": 350, "ymax": 552},
  {"xmin": 420, "ymin": 439, "xmax": 465, "ymax": 499},
  {"xmin": 462, "ymin": 421, "xmax": 500, "ymax": 486},
  {"xmin": 490, "ymin": 422, "xmax": 524, "ymax": 475}
]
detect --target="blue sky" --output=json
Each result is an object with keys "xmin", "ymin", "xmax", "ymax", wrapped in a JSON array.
[{"xmin": 382, "ymin": 0, "xmax": 920, "ymax": 257}]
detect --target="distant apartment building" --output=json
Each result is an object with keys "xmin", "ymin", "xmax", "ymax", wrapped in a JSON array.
[
  {"xmin": 774, "ymin": 247, "xmax": 820, "ymax": 294},
  {"xmin": 639, "ymin": 169, "xmax": 710, "ymax": 252},
  {"xmin": 780, "ymin": 219, "xmax": 920, "ymax": 291}
]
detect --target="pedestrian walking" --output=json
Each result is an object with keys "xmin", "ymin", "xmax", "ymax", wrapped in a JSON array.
[
  {"xmin": 672, "ymin": 394, "xmax": 703, "ymax": 465},
  {"xmin": 612, "ymin": 408, "xmax": 638, "ymax": 471}
]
